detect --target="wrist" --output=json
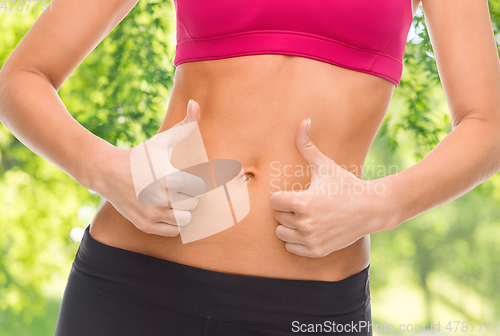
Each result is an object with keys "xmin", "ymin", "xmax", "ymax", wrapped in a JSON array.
[
  {"xmin": 79, "ymin": 140, "xmax": 118, "ymax": 193},
  {"xmin": 369, "ymin": 173, "xmax": 405, "ymax": 232}
]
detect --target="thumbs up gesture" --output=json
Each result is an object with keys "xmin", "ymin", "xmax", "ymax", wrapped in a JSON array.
[
  {"xmin": 92, "ymin": 99, "xmax": 206, "ymax": 237},
  {"xmin": 270, "ymin": 118, "xmax": 392, "ymax": 258}
]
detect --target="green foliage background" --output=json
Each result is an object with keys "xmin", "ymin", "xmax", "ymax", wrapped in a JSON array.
[{"xmin": 1, "ymin": 1, "xmax": 500, "ymax": 335}]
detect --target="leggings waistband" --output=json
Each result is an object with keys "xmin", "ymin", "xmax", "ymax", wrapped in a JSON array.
[{"xmin": 74, "ymin": 225, "xmax": 370, "ymax": 324}]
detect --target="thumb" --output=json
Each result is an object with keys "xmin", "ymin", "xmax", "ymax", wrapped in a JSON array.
[
  {"xmin": 294, "ymin": 118, "xmax": 334, "ymax": 176},
  {"xmin": 168, "ymin": 99, "xmax": 201, "ymax": 149},
  {"xmin": 179, "ymin": 99, "xmax": 201, "ymax": 126}
]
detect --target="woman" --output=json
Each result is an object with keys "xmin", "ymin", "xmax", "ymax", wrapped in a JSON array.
[{"xmin": 1, "ymin": 0, "xmax": 499, "ymax": 335}]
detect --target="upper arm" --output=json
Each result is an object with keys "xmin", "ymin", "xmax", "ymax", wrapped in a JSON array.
[
  {"xmin": 421, "ymin": 0, "xmax": 500, "ymax": 127},
  {"xmin": 1, "ymin": 0, "xmax": 139, "ymax": 90}
]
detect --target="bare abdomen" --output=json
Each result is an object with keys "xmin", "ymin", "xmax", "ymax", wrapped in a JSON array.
[{"xmin": 89, "ymin": 54, "xmax": 394, "ymax": 281}]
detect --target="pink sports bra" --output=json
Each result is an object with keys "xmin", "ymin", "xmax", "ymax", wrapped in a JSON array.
[{"xmin": 173, "ymin": 0, "xmax": 414, "ymax": 87}]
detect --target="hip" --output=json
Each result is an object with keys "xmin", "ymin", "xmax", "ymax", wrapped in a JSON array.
[
  {"xmin": 89, "ymin": 54, "xmax": 386, "ymax": 281},
  {"xmin": 57, "ymin": 225, "xmax": 373, "ymax": 336},
  {"xmin": 89, "ymin": 176, "xmax": 371, "ymax": 281}
]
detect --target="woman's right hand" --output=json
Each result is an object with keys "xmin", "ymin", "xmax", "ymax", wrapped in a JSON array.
[{"xmin": 91, "ymin": 99, "xmax": 206, "ymax": 237}]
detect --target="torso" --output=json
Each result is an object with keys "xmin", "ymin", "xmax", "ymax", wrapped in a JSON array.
[{"xmin": 88, "ymin": 0, "xmax": 420, "ymax": 283}]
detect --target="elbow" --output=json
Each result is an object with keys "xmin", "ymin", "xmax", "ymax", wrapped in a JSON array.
[
  {"xmin": 469, "ymin": 111, "xmax": 500, "ymax": 173},
  {"xmin": 0, "ymin": 65, "xmax": 58, "ymax": 124},
  {"xmin": 453, "ymin": 107, "xmax": 500, "ymax": 133},
  {"xmin": 0, "ymin": 66, "xmax": 21, "ymax": 124},
  {"xmin": 0, "ymin": 68, "xmax": 12, "ymax": 124},
  {"xmin": 454, "ymin": 108, "xmax": 500, "ymax": 158},
  {"xmin": 1, "ymin": 59, "xmax": 58, "ymax": 90}
]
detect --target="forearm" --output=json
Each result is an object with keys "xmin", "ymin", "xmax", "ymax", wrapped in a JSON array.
[
  {"xmin": 382, "ymin": 114, "xmax": 500, "ymax": 229},
  {"xmin": 0, "ymin": 69, "xmax": 114, "ymax": 191}
]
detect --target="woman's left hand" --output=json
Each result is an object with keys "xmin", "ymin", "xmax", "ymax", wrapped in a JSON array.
[{"xmin": 270, "ymin": 118, "xmax": 397, "ymax": 258}]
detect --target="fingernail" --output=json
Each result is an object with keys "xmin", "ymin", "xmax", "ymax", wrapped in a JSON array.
[
  {"xmin": 306, "ymin": 118, "xmax": 311, "ymax": 135},
  {"xmin": 187, "ymin": 99, "xmax": 193, "ymax": 115}
]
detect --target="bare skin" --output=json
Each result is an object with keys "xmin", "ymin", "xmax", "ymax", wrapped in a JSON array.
[
  {"xmin": 1, "ymin": 0, "xmax": 500, "ymax": 282},
  {"xmin": 86, "ymin": 0, "xmax": 402, "ymax": 280},
  {"xmin": 88, "ymin": 53, "xmax": 392, "ymax": 280}
]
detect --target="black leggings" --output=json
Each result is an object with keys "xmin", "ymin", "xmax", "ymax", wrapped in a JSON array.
[{"xmin": 55, "ymin": 225, "xmax": 373, "ymax": 336}]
